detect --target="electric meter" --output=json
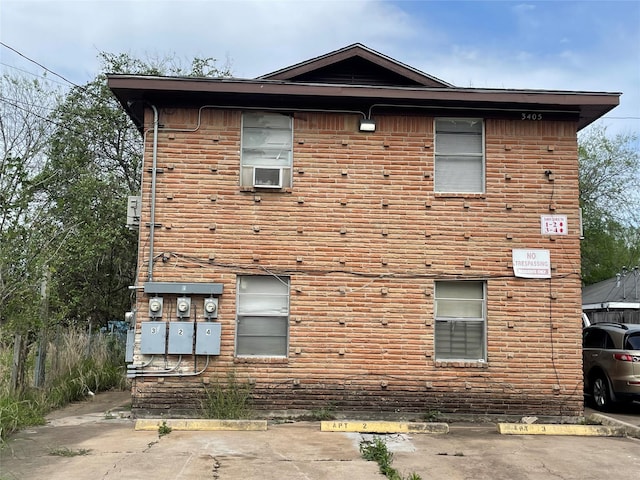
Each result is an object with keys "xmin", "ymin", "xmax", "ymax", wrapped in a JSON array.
[
  {"xmin": 148, "ymin": 297, "xmax": 163, "ymax": 318},
  {"xmin": 204, "ymin": 298, "xmax": 218, "ymax": 319},
  {"xmin": 176, "ymin": 297, "xmax": 191, "ymax": 318}
]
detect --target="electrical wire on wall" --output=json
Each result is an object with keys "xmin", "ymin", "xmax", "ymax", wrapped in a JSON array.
[{"xmin": 153, "ymin": 251, "xmax": 579, "ymax": 283}]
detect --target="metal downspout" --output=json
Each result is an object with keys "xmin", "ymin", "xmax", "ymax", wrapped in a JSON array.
[{"xmin": 148, "ymin": 105, "xmax": 159, "ymax": 282}]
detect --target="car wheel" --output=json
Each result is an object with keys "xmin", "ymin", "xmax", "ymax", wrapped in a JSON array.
[{"xmin": 592, "ymin": 375, "xmax": 612, "ymax": 411}]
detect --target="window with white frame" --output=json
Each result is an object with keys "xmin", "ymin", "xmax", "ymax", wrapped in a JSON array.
[
  {"xmin": 236, "ymin": 275, "xmax": 289, "ymax": 356},
  {"xmin": 241, "ymin": 112, "xmax": 293, "ymax": 189},
  {"xmin": 434, "ymin": 281, "xmax": 486, "ymax": 361},
  {"xmin": 434, "ymin": 118, "xmax": 484, "ymax": 193}
]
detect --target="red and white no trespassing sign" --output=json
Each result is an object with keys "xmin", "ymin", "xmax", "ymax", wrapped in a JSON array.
[{"xmin": 512, "ymin": 249, "xmax": 551, "ymax": 278}]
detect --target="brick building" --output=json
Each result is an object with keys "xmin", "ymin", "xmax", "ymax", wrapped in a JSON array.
[{"xmin": 109, "ymin": 44, "xmax": 619, "ymax": 417}]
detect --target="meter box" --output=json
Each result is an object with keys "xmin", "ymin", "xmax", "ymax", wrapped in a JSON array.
[
  {"xmin": 168, "ymin": 322, "xmax": 194, "ymax": 355},
  {"xmin": 203, "ymin": 298, "xmax": 218, "ymax": 319},
  {"xmin": 195, "ymin": 322, "xmax": 221, "ymax": 355},
  {"xmin": 125, "ymin": 329, "xmax": 135, "ymax": 363},
  {"xmin": 140, "ymin": 321, "xmax": 167, "ymax": 354},
  {"xmin": 176, "ymin": 297, "xmax": 191, "ymax": 318}
]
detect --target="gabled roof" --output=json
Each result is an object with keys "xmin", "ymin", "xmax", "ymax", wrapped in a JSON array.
[
  {"xmin": 107, "ymin": 43, "xmax": 620, "ymax": 133},
  {"xmin": 583, "ymin": 271, "xmax": 640, "ymax": 308},
  {"xmin": 258, "ymin": 43, "xmax": 454, "ymax": 88}
]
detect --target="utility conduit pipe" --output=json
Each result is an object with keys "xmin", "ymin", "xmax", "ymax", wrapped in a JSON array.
[{"xmin": 147, "ymin": 104, "xmax": 159, "ymax": 282}]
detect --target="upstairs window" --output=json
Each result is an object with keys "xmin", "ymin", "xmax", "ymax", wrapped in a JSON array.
[
  {"xmin": 434, "ymin": 118, "xmax": 484, "ymax": 193},
  {"xmin": 236, "ymin": 275, "xmax": 289, "ymax": 357},
  {"xmin": 241, "ymin": 112, "xmax": 293, "ymax": 189},
  {"xmin": 434, "ymin": 281, "xmax": 486, "ymax": 361}
]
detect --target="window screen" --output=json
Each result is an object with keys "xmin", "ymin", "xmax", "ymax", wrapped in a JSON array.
[
  {"xmin": 434, "ymin": 118, "xmax": 484, "ymax": 193},
  {"xmin": 434, "ymin": 281, "xmax": 486, "ymax": 361},
  {"xmin": 241, "ymin": 112, "xmax": 293, "ymax": 188},
  {"xmin": 236, "ymin": 275, "xmax": 289, "ymax": 356}
]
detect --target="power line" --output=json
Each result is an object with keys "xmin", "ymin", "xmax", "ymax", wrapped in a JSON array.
[
  {"xmin": 0, "ymin": 42, "xmax": 81, "ymax": 89},
  {"xmin": 0, "ymin": 94, "xmax": 58, "ymax": 113},
  {"xmin": 0, "ymin": 43, "xmax": 145, "ymax": 156},
  {"xmin": 0, "ymin": 94, "xmax": 87, "ymax": 140},
  {"xmin": 0, "ymin": 42, "xmax": 109, "ymax": 106},
  {"xmin": 0, "ymin": 62, "xmax": 71, "ymax": 88}
]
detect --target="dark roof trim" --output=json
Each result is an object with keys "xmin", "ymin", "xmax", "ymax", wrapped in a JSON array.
[
  {"xmin": 108, "ymin": 75, "xmax": 619, "ymax": 104},
  {"xmin": 258, "ymin": 43, "xmax": 454, "ymax": 88},
  {"xmin": 108, "ymin": 74, "xmax": 620, "ymax": 131}
]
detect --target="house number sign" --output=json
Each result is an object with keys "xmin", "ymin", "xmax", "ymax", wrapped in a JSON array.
[{"xmin": 541, "ymin": 215, "xmax": 568, "ymax": 235}]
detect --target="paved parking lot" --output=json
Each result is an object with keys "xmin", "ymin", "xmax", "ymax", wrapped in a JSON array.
[{"xmin": 1, "ymin": 392, "xmax": 639, "ymax": 480}]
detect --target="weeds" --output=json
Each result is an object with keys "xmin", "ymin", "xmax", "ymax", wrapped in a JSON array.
[
  {"xmin": 310, "ymin": 404, "xmax": 336, "ymax": 421},
  {"xmin": 49, "ymin": 447, "xmax": 91, "ymax": 457},
  {"xmin": 158, "ymin": 420, "xmax": 172, "ymax": 437},
  {"xmin": 200, "ymin": 371, "xmax": 253, "ymax": 420},
  {"xmin": 423, "ymin": 410, "xmax": 442, "ymax": 422},
  {"xmin": 579, "ymin": 417, "xmax": 601, "ymax": 425},
  {"xmin": 0, "ymin": 330, "xmax": 127, "ymax": 441},
  {"xmin": 0, "ymin": 391, "xmax": 46, "ymax": 441},
  {"xmin": 360, "ymin": 436, "xmax": 422, "ymax": 480}
]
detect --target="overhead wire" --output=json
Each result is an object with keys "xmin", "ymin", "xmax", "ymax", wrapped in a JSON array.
[
  {"xmin": 0, "ymin": 41, "xmax": 83, "ymax": 89},
  {"xmin": 0, "ymin": 61, "xmax": 73, "ymax": 88},
  {"xmin": 0, "ymin": 42, "xmax": 143, "ymax": 192},
  {"xmin": 0, "ymin": 41, "xmax": 135, "ymax": 117},
  {"xmin": 1, "ymin": 43, "xmax": 595, "ymax": 410}
]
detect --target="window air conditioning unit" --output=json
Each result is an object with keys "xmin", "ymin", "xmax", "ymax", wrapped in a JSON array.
[{"xmin": 253, "ymin": 167, "xmax": 282, "ymax": 188}]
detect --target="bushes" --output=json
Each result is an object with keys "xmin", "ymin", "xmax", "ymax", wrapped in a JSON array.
[{"xmin": 0, "ymin": 330, "xmax": 127, "ymax": 441}]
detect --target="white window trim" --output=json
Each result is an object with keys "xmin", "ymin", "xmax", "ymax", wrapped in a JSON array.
[
  {"xmin": 235, "ymin": 275, "xmax": 290, "ymax": 358},
  {"xmin": 434, "ymin": 281, "xmax": 487, "ymax": 362},
  {"xmin": 434, "ymin": 118, "xmax": 486, "ymax": 194},
  {"xmin": 240, "ymin": 112, "xmax": 293, "ymax": 189}
]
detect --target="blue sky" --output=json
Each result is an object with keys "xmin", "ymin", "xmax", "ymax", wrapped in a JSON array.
[{"xmin": 1, "ymin": 0, "xmax": 639, "ymax": 135}]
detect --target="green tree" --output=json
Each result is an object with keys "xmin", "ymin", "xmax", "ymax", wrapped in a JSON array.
[
  {"xmin": 41, "ymin": 53, "xmax": 231, "ymax": 329},
  {"xmin": 0, "ymin": 73, "xmax": 60, "ymax": 335},
  {"xmin": 580, "ymin": 218, "xmax": 640, "ymax": 285},
  {"xmin": 579, "ymin": 126, "xmax": 640, "ymax": 284}
]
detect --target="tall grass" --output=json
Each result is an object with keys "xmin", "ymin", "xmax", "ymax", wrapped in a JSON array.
[
  {"xmin": 200, "ymin": 370, "xmax": 253, "ymax": 419},
  {"xmin": 0, "ymin": 330, "xmax": 127, "ymax": 441}
]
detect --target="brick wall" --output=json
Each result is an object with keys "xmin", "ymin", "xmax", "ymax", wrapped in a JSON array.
[{"xmin": 131, "ymin": 108, "xmax": 583, "ymax": 417}]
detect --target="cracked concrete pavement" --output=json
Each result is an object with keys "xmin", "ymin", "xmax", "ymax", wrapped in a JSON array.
[{"xmin": 1, "ymin": 391, "xmax": 639, "ymax": 480}]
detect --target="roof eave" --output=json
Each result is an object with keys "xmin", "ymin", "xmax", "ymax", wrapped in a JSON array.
[
  {"xmin": 583, "ymin": 302, "xmax": 640, "ymax": 310},
  {"xmin": 107, "ymin": 75, "xmax": 620, "ymax": 131}
]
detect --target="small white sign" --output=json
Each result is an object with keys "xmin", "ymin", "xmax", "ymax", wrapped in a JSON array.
[
  {"xmin": 541, "ymin": 215, "xmax": 567, "ymax": 235},
  {"xmin": 512, "ymin": 249, "xmax": 551, "ymax": 278}
]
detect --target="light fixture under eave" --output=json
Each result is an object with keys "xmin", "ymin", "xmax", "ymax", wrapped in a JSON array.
[{"xmin": 359, "ymin": 118, "xmax": 376, "ymax": 132}]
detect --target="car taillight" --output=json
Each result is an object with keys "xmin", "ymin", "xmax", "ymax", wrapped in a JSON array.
[{"xmin": 613, "ymin": 353, "xmax": 634, "ymax": 362}]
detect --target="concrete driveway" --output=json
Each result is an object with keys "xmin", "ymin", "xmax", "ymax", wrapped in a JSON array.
[{"xmin": 1, "ymin": 391, "xmax": 639, "ymax": 480}]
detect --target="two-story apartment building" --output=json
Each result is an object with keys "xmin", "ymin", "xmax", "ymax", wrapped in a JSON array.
[{"xmin": 109, "ymin": 44, "xmax": 619, "ymax": 417}]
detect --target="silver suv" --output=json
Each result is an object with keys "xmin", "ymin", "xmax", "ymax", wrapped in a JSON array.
[{"xmin": 583, "ymin": 323, "xmax": 640, "ymax": 410}]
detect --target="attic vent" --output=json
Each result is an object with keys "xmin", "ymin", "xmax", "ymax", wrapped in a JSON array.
[{"xmin": 126, "ymin": 196, "xmax": 141, "ymax": 229}]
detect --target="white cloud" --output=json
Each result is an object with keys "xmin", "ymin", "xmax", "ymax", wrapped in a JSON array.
[
  {"xmin": 2, "ymin": 0, "xmax": 421, "ymax": 80},
  {"xmin": 1, "ymin": 0, "xmax": 637, "ymax": 135}
]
